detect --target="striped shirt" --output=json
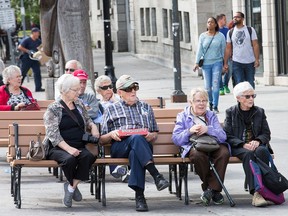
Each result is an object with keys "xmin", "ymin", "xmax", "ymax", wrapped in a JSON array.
[{"xmin": 101, "ymin": 99, "xmax": 158, "ymax": 135}]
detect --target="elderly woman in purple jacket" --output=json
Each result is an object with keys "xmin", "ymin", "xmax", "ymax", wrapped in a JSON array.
[{"xmin": 172, "ymin": 87, "xmax": 229, "ymax": 206}]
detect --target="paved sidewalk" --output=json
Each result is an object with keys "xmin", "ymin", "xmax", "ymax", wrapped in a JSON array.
[{"xmin": 1, "ymin": 50, "xmax": 288, "ymax": 215}]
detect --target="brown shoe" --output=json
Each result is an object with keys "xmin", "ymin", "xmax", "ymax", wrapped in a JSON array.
[{"xmin": 252, "ymin": 192, "xmax": 268, "ymax": 207}]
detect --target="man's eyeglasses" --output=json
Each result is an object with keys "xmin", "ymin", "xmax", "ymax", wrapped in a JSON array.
[
  {"xmin": 233, "ymin": 16, "xmax": 242, "ymax": 19},
  {"xmin": 241, "ymin": 94, "xmax": 256, "ymax": 99},
  {"xmin": 121, "ymin": 84, "xmax": 139, "ymax": 92},
  {"xmin": 99, "ymin": 84, "xmax": 113, "ymax": 90},
  {"xmin": 65, "ymin": 68, "xmax": 75, "ymax": 73}
]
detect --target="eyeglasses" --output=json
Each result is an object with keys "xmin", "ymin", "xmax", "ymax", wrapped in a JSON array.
[
  {"xmin": 233, "ymin": 16, "xmax": 242, "ymax": 19},
  {"xmin": 70, "ymin": 88, "xmax": 80, "ymax": 93},
  {"xmin": 99, "ymin": 84, "xmax": 113, "ymax": 90},
  {"xmin": 65, "ymin": 68, "xmax": 75, "ymax": 73},
  {"xmin": 241, "ymin": 94, "xmax": 257, "ymax": 99},
  {"xmin": 193, "ymin": 99, "xmax": 208, "ymax": 104},
  {"xmin": 121, "ymin": 84, "xmax": 139, "ymax": 92}
]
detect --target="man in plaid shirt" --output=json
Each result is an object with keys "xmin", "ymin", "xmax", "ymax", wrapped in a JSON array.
[{"xmin": 100, "ymin": 75, "xmax": 169, "ymax": 212}]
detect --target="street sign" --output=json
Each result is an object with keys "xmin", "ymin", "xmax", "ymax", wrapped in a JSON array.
[
  {"xmin": 0, "ymin": 0, "xmax": 11, "ymax": 9},
  {"xmin": 0, "ymin": 8, "xmax": 16, "ymax": 30}
]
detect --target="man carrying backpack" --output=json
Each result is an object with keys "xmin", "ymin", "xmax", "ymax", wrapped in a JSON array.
[{"xmin": 223, "ymin": 12, "xmax": 259, "ymax": 89}]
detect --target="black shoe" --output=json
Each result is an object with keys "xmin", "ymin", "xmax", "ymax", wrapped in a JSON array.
[
  {"xmin": 135, "ymin": 195, "xmax": 148, "ymax": 212},
  {"xmin": 209, "ymin": 103, "xmax": 213, "ymax": 111},
  {"xmin": 200, "ymin": 189, "xmax": 213, "ymax": 206},
  {"xmin": 212, "ymin": 191, "xmax": 224, "ymax": 205},
  {"xmin": 155, "ymin": 174, "xmax": 169, "ymax": 191},
  {"xmin": 36, "ymin": 88, "xmax": 45, "ymax": 92}
]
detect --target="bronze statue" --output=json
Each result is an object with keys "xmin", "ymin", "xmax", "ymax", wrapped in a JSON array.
[{"xmin": 40, "ymin": 0, "xmax": 94, "ymax": 78}]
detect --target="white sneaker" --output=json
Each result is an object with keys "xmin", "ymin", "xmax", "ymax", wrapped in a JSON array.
[
  {"xmin": 252, "ymin": 192, "xmax": 268, "ymax": 207},
  {"xmin": 111, "ymin": 165, "xmax": 127, "ymax": 178}
]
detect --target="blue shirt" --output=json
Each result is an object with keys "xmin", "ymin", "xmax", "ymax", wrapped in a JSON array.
[
  {"xmin": 20, "ymin": 36, "xmax": 41, "ymax": 57},
  {"xmin": 219, "ymin": 26, "xmax": 229, "ymax": 39},
  {"xmin": 195, "ymin": 32, "xmax": 226, "ymax": 66}
]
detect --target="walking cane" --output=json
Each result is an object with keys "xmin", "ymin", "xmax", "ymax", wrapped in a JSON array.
[{"xmin": 209, "ymin": 156, "xmax": 236, "ymax": 207}]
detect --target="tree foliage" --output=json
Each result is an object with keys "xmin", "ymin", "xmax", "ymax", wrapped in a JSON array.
[{"xmin": 11, "ymin": 0, "xmax": 40, "ymax": 27}]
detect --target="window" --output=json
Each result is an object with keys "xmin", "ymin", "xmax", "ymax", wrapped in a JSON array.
[
  {"xmin": 140, "ymin": 8, "xmax": 145, "ymax": 36},
  {"xmin": 178, "ymin": 12, "xmax": 183, "ymax": 41},
  {"xmin": 151, "ymin": 8, "xmax": 157, "ymax": 36},
  {"xmin": 184, "ymin": 12, "xmax": 191, "ymax": 43},
  {"xmin": 145, "ymin": 8, "xmax": 151, "ymax": 36},
  {"xmin": 163, "ymin": 9, "xmax": 168, "ymax": 38}
]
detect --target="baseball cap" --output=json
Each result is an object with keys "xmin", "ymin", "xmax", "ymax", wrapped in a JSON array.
[
  {"xmin": 116, "ymin": 75, "xmax": 138, "ymax": 89},
  {"xmin": 31, "ymin": 27, "xmax": 40, "ymax": 33},
  {"xmin": 73, "ymin": 69, "xmax": 89, "ymax": 80}
]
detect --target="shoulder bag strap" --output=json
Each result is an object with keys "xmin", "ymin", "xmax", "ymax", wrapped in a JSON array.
[
  {"xmin": 60, "ymin": 99, "xmax": 84, "ymax": 131},
  {"xmin": 202, "ymin": 33, "xmax": 215, "ymax": 57}
]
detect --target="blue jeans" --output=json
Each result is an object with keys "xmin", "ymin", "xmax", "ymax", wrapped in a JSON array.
[
  {"xmin": 232, "ymin": 61, "xmax": 255, "ymax": 89},
  {"xmin": 202, "ymin": 61, "xmax": 222, "ymax": 109},
  {"xmin": 110, "ymin": 135, "xmax": 153, "ymax": 191},
  {"xmin": 220, "ymin": 59, "xmax": 232, "ymax": 88}
]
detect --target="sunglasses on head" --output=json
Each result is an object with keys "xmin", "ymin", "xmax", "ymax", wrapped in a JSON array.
[
  {"xmin": 99, "ymin": 84, "xmax": 113, "ymax": 90},
  {"xmin": 65, "ymin": 68, "xmax": 75, "ymax": 72},
  {"xmin": 241, "ymin": 94, "xmax": 257, "ymax": 99},
  {"xmin": 121, "ymin": 84, "xmax": 139, "ymax": 92}
]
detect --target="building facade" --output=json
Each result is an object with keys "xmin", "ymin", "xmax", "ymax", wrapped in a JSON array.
[{"xmin": 89, "ymin": 0, "xmax": 288, "ymax": 86}]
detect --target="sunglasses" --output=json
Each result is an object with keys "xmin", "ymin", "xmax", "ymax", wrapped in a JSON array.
[
  {"xmin": 65, "ymin": 68, "xmax": 75, "ymax": 72},
  {"xmin": 241, "ymin": 94, "xmax": 257, "ymax": 99},
  {"xmin": 121, "ymin": 84, "xmax": 139, "ymax": 92},
  {"xmin": 99, "ymin": 84, "xmax": 113, "ymax": 90}
]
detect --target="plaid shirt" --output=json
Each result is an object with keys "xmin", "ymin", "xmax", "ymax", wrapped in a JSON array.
[{"xmin": 101, "ymin": 99, "xmax": 158, "ymax": 135}]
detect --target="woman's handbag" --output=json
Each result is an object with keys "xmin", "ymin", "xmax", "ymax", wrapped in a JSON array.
[
  {"xmin": 198, "ymin": 57, "xmax": 204, "ymax": 67},
  {"xmin": 21, "ymin": 102, "xmax": 40, "ymax": 111},
  {"xmin": 26, "ymin": 133, "xmax": 46, "ymax": 160},
  {"xmin": 189, "ymin": 134, "xmax": 220, "ymax": 153}
]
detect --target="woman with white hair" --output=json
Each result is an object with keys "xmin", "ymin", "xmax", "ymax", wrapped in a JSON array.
[
  {"xmin": 0, "ymin": 65, "xmax": 37, "ymax": 111},
  {"xmin": 172, "ymin": 87, "xmax": 229, "ymax": 206},
  {"xmin": 224, "ymin": 81, "xmax": 273, "ymax": 207},
  {"xmin": 44, "ymin": 74, "xmax": 99, "ymax": 208}
]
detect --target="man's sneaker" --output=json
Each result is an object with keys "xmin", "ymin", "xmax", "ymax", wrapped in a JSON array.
[
  {"xmin": 219, "ymin": 88, "xmax": 225, "ymax": 95},
  {"xmin": 121, "ymin": 170, "xmax": 130, "ymax": 183},
  {"xmin": 224, "ymin": 85, "xmax": 230, "ymax": 94},
  {"xmin": 209, "ymin": 103, "xmax": 213, "ymax": 111},
  {"xmin": 212, "ymin": 191, "xmax": 224, "ymax": 205},
  {"xmin": 73, "ymin": 186, "xmax": 82, "ymax": 202},
  {"xmin": 63, "ymin": 182, "xmax": 73, "ymax": 207},
  {"xmin": 155, "ymin": 174, "xmax": 169, "ymax": 191},
  {"xmin": 111, "ymin": 165, "xmax": 127, "ymax": 178},
  {"xmin": 135, "ymin": 195, "xmax": 148, "ymax": 211},
  {"xmin": 252, "ymin": 192, "xmax": 268, "ymax": 207},
  {"xmin": 200, "ymin": 189, "xmax": 213, "ymax": 206}
]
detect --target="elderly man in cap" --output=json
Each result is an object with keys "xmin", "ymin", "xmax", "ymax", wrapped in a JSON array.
[
  {"xmin": 72, "ymin": 69, "xmax": 100, "ymax": 124},
  {"xmin": 100, "ymin": 75, "xmax": 169, "ymax": 212},
  {"xmin": 18, "ymin": 27, "xmax": 44, "ymax": 92}
]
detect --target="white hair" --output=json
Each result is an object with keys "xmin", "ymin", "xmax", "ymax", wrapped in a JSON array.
[
  {"xmin": 56, "ymin": 74, "xmax": 80, "ymax": 94},
  {"xmin": 2, "ymin": 65, "xmax": 21, "ymax": 85},
  {"xmin": 94, "ymin": 75, "xmax": 111, "ymax": 90},
  {"xmin": 233, "ymin": 81, "xmax": 254, "ymax": 99},
  {"xmin": 65, "ymin": 60, "xmax": 82, "ymax": 70}
]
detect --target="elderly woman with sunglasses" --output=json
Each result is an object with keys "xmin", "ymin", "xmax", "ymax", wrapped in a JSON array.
[
  {"xmin": 99, "ymin": 75, "xmax": 169, "ymax": 212},
  {"xmin": 223, "ymin": 81, "xmax": 273, "ymax": 207}
]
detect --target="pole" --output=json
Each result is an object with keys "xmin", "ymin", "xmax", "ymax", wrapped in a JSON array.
[
  {"xmin": 7, "ymin": 28, "xmax": 15, "ymax": 64},
  {"xmin": 171, "ymin": 0, "xmax": 187, "ymax": 103},
  {"xmin": 103, "ymin": 0, "xmax": 117, "ymax": 92},
  {"xmin": 20, "ymin": 0, "xmax": 26, "ymax": 37}
]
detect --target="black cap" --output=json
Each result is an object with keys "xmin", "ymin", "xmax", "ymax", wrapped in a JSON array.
[{"xmin": 31, "ymin": 27, "xmax": 40, "ymax": 33}]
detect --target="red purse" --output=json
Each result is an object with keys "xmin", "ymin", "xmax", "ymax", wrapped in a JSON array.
[
  {"xmin": 118, "ymin": 128, "xmax": 148, "ymax": 138},
  {"xmin": 21, "ymin": 102, "xmax": 40, "ymax": 111}
]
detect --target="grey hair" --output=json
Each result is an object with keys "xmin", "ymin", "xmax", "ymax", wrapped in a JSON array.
[
  {"xmin": 0, "ymin": 59, "xmax": 5, "ymax": 74},
  {"xmin": 2, "ymin": 65, "xmax": 21, "ymax": 85},
  {"xmin": 65, "ymin": 60, "xmax": 82, "ymax": 70},
  {"xmin": 233, "ymin": 81, "xmax": 254, "ymax": 99},
  {"xmin": 189, "ymin": 87, "xmax": 209, "ymax": 103},
  {"xmin": 94, "ymin": 75, "xmax": 111, "ymax": 90},
  {"xmin": 56, "ymin": 74, "xmax": 80, "ymax": 94}
]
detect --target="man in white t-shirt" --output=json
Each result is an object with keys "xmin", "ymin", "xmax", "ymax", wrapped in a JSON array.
[{"xmin": 224, "ymin": 12, "xmax": 259, "ymax": 88}]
